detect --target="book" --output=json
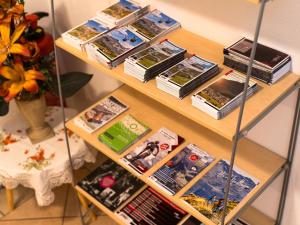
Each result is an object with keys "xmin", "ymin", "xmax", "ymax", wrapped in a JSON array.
[
  {"xmin": 96, "ymin": 0, "xmax": 149, "ymax": 27},
  {"xmin": 61, "ymin": 17, "xmax": 110, "ymax": 51},
  {"xmin": 86, "ymin": 26, "xmax": 148, "ymax": 68},
  {"xmin": 98, "ymin": 114, "xmax": 150, "ymax": 154},
  {"xmin": 124, "ymin": 39, "xmax": 186, "ymax": 82},
  {"xmin": 129, "ymin": 9, "xmax": 181, "ymax": 42},
  {"xmin": 181, "ymin": 160, "xmax": 259, "ymax": 224},
  {"xmin": 149, "ymin": 144, "xmax": 215, "ymax": 195},
  {"xmin": 121, "ymin": 127, "xmax": 185, "ymax": 174},
  {"xmin": 224, "ymin": 38, "xmax": 291, "ymax": 84},
  {"xmin": 78, "ymin": 159, "xmax": 144, "ymax": 211},
  {"xmin": 116, "ymin": 187, "xmax": 187, "ymax": 225},
  {"xmin": 74, "ymin": 96, "xmax": 128, "ymax": 133},
  {"xmin": 156, "ymin": 55, "xmax": 219, "ymax": 99},
  {"xmin": 181, "ymin": 216, "xmax": 204, "ymax": 225},
  {"xmin": 192, "ymin": 70, "xmax": 257, "ymax": 119}
]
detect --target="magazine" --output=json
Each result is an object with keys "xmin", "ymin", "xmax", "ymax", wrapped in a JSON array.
[
  {"xmin": 74, "ymin": 96, "xmax": 128, "ymax": 133},
  {"xmin": 117, "ymin": 187, "xmax": 187, "ymax": 225},
  {"xmin": 98, "ymin": 114, "xmax": 150, "ymax": 154},
  {"xmin": 149, "ymin": 144, "xmax": 214, "ymax": 195},
  {"xmin": 181, "ymin": 160, "xmax": 259, "ymax": 224},
  {"xmin": 121, "ymin": 127, "xmax": 184, "ymax": 174},
  {"xmin": 101, "ymin": 0, "xmax": 142, "ymax": 20},
  {"xmin": 159, "ymin": 55, "xmax": 217, "ymax": 87},
  {"xmin": 130, "ymin": 9, "xmax": 180, "ymax": 41},
  {"xmin": 78, "ymin": 159, "xmax": 144, "ymax": 211}
]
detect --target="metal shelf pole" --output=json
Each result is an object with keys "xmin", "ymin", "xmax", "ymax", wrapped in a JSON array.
[
  {"xmin": 50, "ymin": 1, "xmax": 86, "ymax": 225},
  {"xmin": 220, "ymin": 1, "xmax": 267, "ymax": 224}
]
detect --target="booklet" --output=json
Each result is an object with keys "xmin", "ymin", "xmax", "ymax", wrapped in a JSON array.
[
  {"xmin": 121, "ymin": 127, "xmax": 184, "ymax": 174},
  {"xmin": 181, "ymin": 160, "xmax": 259, "ymax": 224},
  {"xmin": 74, "ymin": 96, "xmax": 128, "ymax": 133},
  {"xmin": 98, "ymin": 114, "xmax": 150, "ymax": 154},
  {"xmin": 78, "ymin": 159, "xmax": 144, "ymax": 210},
  {"xmin": 149, "ymin": 144, "xmax": 214, "ymax": 195}
]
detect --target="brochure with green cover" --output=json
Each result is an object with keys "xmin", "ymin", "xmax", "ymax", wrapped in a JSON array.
[{"xmin": 98, "ymin": 114, "xmax": 150, "ymax": 154}]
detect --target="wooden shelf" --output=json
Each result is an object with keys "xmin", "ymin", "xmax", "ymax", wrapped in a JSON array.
[
  {"xmin": 67, "ymin": 85, "xmax": 285, "ymax": 225},
  {"xmin": 56, "ymin": 29, "xmax": 299, "ymax": 141},
  {"xmin": 240, "ymin": 207, "xmax": 275, "ymax": 225}
]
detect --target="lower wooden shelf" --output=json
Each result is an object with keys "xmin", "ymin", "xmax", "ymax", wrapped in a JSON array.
[{"xmin": 67, "ymin": 85, "xmax": 285, "ymax": 225}]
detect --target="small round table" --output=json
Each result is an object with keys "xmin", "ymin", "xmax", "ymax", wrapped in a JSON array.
[{"xmin": 0, "ymin": 105, "xmax": 96, "ymax": 208}]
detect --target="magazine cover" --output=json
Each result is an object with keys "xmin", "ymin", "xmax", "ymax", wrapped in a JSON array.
[
  {"xmin": 149, "ymin": 144, "xmax": 215, "ymax": 195},
  {"xmin": 92, "ymin": 27, "xmax": 145, "ymax": 61},
  {"xmin": 130, "ymin": 9, "xmax": 179, "ymax": 40},
  {"xmin": 194, "ymin": 71, "xmax": 257, "ymax": 111},
  {"xmin": 181, "ymin": 160, "xmax": 259, "ymax": 224},
  {"xmin": 98, "ymin": 114, "xmax": 150, "ymax": 154},
  {"xmin": 65, "ymin": 19, "xmax": 109, "ymax": 42},
  {"xmin": 74, "ymin": 96, "xmax": 128, "ymax": 133},
  {"xmin": 128, "ymin": 40, "xmax": 185, "ymax": 69},
  {"xmin": 182, "ymin": 216, "xmax": 204, "ymax": 225},
  {"xmin": 117, "ymin": 187, "xmax": 187, "ymax": 225},
  {"xmin": 121, "ymin": 127, "xmax": 185, "ymax": 174},
  {"xmin": 159, "ymin": 56, "xmax": 217, "ymax": 87},
  {"xmin": 78, "ymin": 159, "xmax": 144, "ymax": 211},
  {"xmin": 100, "ymin": 0, "xmax": 142, "ymax": 20}
]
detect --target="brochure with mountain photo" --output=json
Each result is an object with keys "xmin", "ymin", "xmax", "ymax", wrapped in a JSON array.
[
  {"xmin": 121, "ymin": 127, "xmax": 184, "ymax": 174},
  {"xmin": 181, "ymin": 160, "xmax": 259, "ymax": 224},
  {"xmin": 149, "ymin": 144, "xmax": 215, "ymax": 195},
  {"xmin": 74, "ymin": 96, "xmax": 128, "ymax": 133},
  {"xmin": 98, "ymin": 114, "xmax": 150, "ymax": 154},
  {"xmin": 78, "ymin": 159, "xmax": 144, "ymax": 211}
]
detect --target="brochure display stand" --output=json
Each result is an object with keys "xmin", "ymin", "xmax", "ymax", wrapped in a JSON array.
[{"xmin": 51, "ymin": 0, "xmax": 300, "ymax": 225}]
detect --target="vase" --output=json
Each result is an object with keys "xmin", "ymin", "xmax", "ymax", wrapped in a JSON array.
[{"xmin": 16, "ymin": 95, "xmax": 55, "ymax": 144}]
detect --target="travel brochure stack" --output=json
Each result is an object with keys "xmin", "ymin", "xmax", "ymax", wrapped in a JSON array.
[
  {"xmin": 124, "ymin": 39, "xmax": 186, "ymax": 82},
  {"xmin": 156, "ymin": 55, "xmax": 219, "ymax": 99},
  {"xmin": 224, "ymin": 37, "xmax": 291, "ymax": 84},
  {"xmin": 192, "ymin": 70, "xmax": 257, "ymax": 119},
  {"xmin": 74, "ymin": 95, "xmax": 260, "ymax": 224}
]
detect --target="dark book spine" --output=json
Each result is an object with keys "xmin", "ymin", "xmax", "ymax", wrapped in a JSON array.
[{"xmin": 223, "ymin": 57, "xmax": 272, "ymax": 84}]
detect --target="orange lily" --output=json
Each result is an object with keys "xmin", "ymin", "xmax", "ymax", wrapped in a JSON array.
[
  {"xmin": 0, "ymin": 61, "xmax": 46, "ymax": 101},
  {"xmin": 0, "ymin": 2, "xmax": 24, "ymax": 25},
  {"xmin": 0, "ymin": 21, "xmax": 30, "ymax": 64}
]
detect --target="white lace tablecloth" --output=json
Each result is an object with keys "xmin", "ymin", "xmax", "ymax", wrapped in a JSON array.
[{"xmin": 0, "ymin": 106, "xmax": 96, "ymax": 206}]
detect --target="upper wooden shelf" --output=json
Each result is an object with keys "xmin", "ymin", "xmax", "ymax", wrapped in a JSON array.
[
  {"xmin": 56, "ymin": 29, "xmax": 299, "ymax": 141},
  {"xmin": 67, "ymin": 85, "xmax": 285, "ymax": 225}
]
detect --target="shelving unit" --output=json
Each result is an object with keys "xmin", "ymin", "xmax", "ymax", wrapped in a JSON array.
[{"xmin": 52, "ymin": 0, "xmax": 300, "ymax": 225}]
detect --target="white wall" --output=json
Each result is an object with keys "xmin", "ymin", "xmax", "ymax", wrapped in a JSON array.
[{"xmin": 27, "ymin": 0, "xmax": 300, "ymax": 224}]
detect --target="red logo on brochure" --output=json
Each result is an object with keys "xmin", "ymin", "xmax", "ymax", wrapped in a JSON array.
[
  {"xmin": 160, "ymin": 143, "xmax": 169, "ymax": 150},
  {"xmin": 189, "ymin": 154, "xmax": 199, "ymax": 161}
]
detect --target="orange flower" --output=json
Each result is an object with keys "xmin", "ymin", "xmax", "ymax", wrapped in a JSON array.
[
  {"xmin": 0, "ymin": 61, "xmax": 46, "ymax": 101},
  {"xmin": 0, "ymin": 22, "xmax": 30, "ymax": 64},
  {"xmin": 0, "ymin": 2, "xmax": 24, "ymax": 25}
]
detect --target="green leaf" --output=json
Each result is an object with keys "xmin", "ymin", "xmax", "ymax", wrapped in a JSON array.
[
  {"xmin": 51, "ymin": 72, "xmax": 93, "ymax": 98},
  {"xmin": 0, "ymin": 97, "xmax": 9, "ymax": 116}
]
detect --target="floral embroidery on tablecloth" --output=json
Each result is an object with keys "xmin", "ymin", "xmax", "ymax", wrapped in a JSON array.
[
  {"xmin": 0, "ymin": 132, "xmax": 19, "ymax": 152},
  {"xmin": 20, "ymin": 147, "xmax": 56, "ymax": 171}
]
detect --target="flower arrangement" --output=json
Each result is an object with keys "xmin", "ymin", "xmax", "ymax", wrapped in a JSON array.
[{"xmin": 0, "ymin": 0, "xmax": 93, "ymax": 116}]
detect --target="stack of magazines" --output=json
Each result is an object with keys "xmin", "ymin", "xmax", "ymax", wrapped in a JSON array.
[
  {"xmin": 86, "ymin": 27, "xmax": 148, "ymax": 68},
  {"xmin": 224, "ymin": 38, "xmax": 291, "ymax": 84},
  {"xmin": 156, "ymin": 55, "xmax": 219, "ymax": 99},
  {"xmin": 124, "ymin": 39, "xmax": 186, "ymax": 82},
  {"xmin": 61, "ymin": 17, "xmax": 111, "ymax": 51},
  {"xmin": 96, "ymin": 0, "xmax": 149, "ymax": 27},
  {"xmin": 192, "ymin": 70, "xmax": 257, "ymax": 119},
  {"xmin": 129, "ymin": 9, "xmax": 181, "ymax": 42}
]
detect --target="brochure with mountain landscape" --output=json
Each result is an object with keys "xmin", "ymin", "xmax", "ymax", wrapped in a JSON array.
[
  {"xmin": 98, "ymin": 114, "xmax": 150, "ymax": 154},
  {"xmin": 158, "ymin": 55, "xmax": 217, "ymax": 87},
  {"xmin": 130, "ymin": 9, "xmax": 180, "ymax": 40},
  {"xmin": 181, "ymin": 160, "xmax": 259, "ymax": 224},
  {"xmin": 74, "ymin": 96, "xmax": 128, "ymax": 133},
  {"xmin": 121, "ymin": 127, "xmax": 184, "ymax": 174},
  {"xmin": 195, "ymin": 71, "xmax": 257, "ymax": 110},
  {"xmin": 149, "ymin": 144, "xmax": 214, "ymax": 195},
  {"xmin": 101, "ymin": 0, "xmax": 142, "ymax": 20},
  {"xmin": 128, "ymin": 39, "xmax": 186, "ymax": 69},
  {"xmin": 78, "ymin": 159, "xmax": 144, "ymax": 210},
  {"xmin": 92, "ymin": 27, "xmax": 145, "ymax": 61}
]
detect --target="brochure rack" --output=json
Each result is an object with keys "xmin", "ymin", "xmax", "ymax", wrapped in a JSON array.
[{"xmin": 51, "ymin": 1, "xmax": 300, "ymax": 225}]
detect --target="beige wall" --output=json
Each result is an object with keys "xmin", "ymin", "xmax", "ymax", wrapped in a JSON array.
[{"xmin": 27, "ymin": 0, "xmax": 300, "ymax": 224}]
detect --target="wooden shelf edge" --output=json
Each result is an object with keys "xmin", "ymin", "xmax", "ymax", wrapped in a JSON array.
[{"xmin": 241, "ymin": 206, "xmax": 275, "ymax": 225}]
